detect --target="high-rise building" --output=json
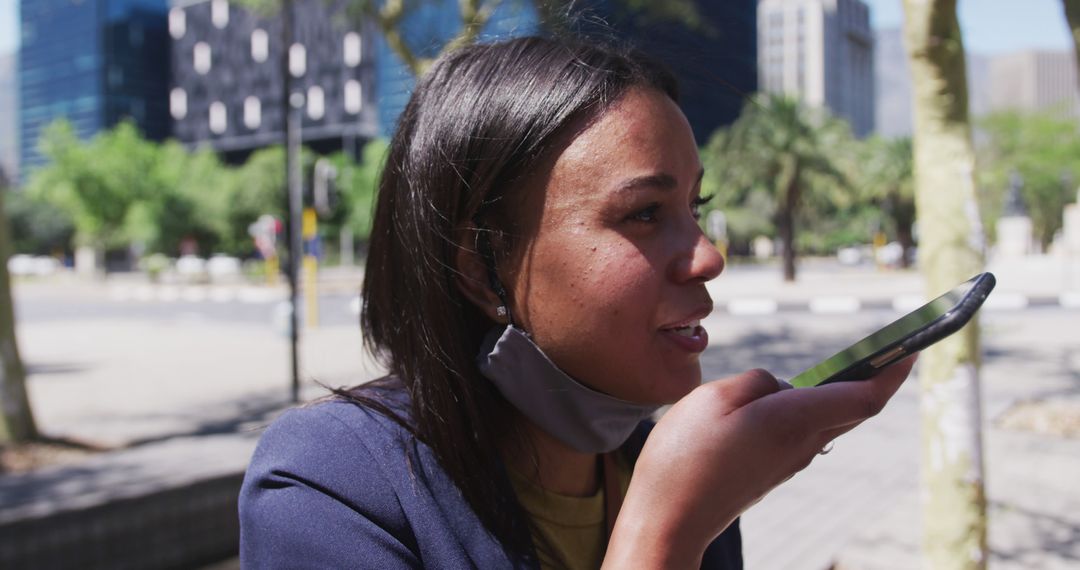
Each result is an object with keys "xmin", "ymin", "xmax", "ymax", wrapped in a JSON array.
[
  {"xmin": 169, "ymin": 0, "xmax": 378, "ymax": 160},
  {"xmin": 986, "ymin": 50, "xmax": 1079, "ymax": 117},
  {"xmin": 967, "ymin": 53, "xmax": 991, "ymax": 118},
  {"xmin": 0, "ymin": 52, "xmax": 18, "ymax": 184},
  {"xmin": 588, "ymin": 1, "xmax": 759, "ymax": 145},
  {"xmin": 873, "ymin": 27, "xmax": 995, "ymax": 138},
  {"xmin": 374, "ymin": 0, "xmax": 757, "ymax": 145},
  {"xmin": 18, "ymin": 0, "xmax": 171, "ymax": 180},
  {"xmin": 372, "ymin": 1, "xmax": 540, "ymax": 139},
  {"xmin": 758, "ymin": 0, "xmax": 874, "ymax": 137},
  {"xmin": 873, "ymin": 27, "xmax": 910, "ymax": 138}
]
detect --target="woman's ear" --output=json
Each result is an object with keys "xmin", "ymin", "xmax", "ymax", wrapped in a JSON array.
[{"xmin": 454, "ymin": 227, "xmax": 507, "ymax": 323}]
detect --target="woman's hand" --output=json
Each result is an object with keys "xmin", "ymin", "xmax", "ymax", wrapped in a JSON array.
[{"xmin": 603, "ymin": 357, "xmax": 916, "ymax": 569}]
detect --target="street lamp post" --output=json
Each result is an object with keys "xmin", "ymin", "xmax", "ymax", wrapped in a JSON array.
[
  {"xmin": 281, "ymin": 0, "xmax": 301, "ymax": 403},
  {"xmin": 287, "ymin": 90, "xmax": 303, "ymax": 404}
]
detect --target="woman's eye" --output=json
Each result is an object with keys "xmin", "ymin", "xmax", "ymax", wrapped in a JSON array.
[
  {"xmin": 690, "ymin": 194, "xmax": 714, "ymax": 220},
  {"xmin": 629, "ymin": 204, "xmax": 660, "ymax": 223}
]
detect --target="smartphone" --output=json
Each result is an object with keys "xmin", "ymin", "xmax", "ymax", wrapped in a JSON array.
[{"xmin": 788, "ymin": 272, "xmax": 996, "ymax": 388}]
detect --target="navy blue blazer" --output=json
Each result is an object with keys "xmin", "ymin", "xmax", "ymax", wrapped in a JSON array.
[{"xmin": 239, "ymin": 395, "xmax": 742, "ymax": 568}]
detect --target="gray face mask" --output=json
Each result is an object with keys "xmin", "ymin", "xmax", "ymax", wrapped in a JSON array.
[{"xmin": 477, "ymin": 325, "xmax": 659, "ymax": 453}]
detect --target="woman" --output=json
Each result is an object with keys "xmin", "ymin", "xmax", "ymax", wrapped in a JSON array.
[{"xmin": 239, "ymin": 36, "xmax": 913, "ymax": 569}]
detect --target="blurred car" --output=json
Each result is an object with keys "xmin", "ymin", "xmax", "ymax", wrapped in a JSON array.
[
  {"xmin": 175, "ymin": 255, "xmax": 207, "ymax": 282},
  {"xmin": 206, "ymin": 255, "xmax": 242, "ymax": 282},
  {"xmin": 8, "ymin": 254, "xmax": 61, "ymax": 277}
]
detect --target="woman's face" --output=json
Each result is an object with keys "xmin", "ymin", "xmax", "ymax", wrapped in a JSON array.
[{"xmin": 508, "ymin": 87, "xmax": 724, "ymax": 405}]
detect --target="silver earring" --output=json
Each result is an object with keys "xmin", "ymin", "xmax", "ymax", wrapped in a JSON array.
[{"xmin": 496, "ymin": 306, "xmax": 507, "ymax": 317}]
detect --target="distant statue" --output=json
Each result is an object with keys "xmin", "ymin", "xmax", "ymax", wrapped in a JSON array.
[
  {"xmin": 996, "ymin": 170, "xmax": 1034, "ymax": 257},
  {"xmin": 1003, "ymin": 170, "xmax": 1027, "ymax": 217}
]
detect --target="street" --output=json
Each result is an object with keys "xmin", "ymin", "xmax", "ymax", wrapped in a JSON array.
[{"xmin": 9, "ymin": 265, "xmax": 1080, "ymax": 568}]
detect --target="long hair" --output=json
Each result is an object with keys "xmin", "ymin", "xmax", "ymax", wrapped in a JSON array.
[{"xmin": 350, "ymin": 36, "xmax": 677, "ymax": 560}]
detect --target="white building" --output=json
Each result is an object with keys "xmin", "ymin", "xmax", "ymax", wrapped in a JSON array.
[
  {"xmin": 758, "ymin": 0, "xmax": 875, "ymax": 137},
  {"xmin": 987, "ymin": 50, "xmax": 1080, "ymax": 117}
]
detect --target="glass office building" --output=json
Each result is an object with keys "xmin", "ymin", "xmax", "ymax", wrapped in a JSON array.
[
  {"xmin": 18, "ymin": 0, "xmax": 170, "ymax": 180},
  {"xmin": 373, "ymin": 0, "xmax": 757, "ymax": 144},
  {"xmin": 372, "ymin": 2, "xmax": 540, "ymax": 138},
  {"xmin": 169, "ymin": 0, "xmax": 378, "ymax": 160}
]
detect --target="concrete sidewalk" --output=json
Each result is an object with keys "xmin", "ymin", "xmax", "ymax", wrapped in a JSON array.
[
  {"xmin": 4, "ymin": 256, "xmax": 1079, "ymax": 568},
  {"xmin": 705, "ymin": 254, "xmax": 1080, "ymax": 313},
  {"xmin": 734, "ymin": 309, "xmax": 1080, "ymax": 569}
]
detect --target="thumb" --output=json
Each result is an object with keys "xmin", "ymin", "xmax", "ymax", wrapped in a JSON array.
[{"xmin": 708, "ymin": 368, "xmax": 783, "ymax": 415}]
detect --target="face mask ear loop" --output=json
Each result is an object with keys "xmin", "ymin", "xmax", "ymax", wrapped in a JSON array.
[{"xmin": 475, "ymin": 226, "xmax": 516, "ymax": 327}]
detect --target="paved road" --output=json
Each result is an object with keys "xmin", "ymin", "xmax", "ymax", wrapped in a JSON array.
[{"xmin": 10, "ymin": 262, "xmax": 1080, "ymax": 568}]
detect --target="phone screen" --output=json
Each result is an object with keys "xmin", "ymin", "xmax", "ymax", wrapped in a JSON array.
[{"xmin": 788, "ymin": 279, "xmax": 977, "ymax": 388}]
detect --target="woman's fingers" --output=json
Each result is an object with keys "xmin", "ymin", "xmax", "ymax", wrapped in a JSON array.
[
  {"xmin": 612, "ymin": 358, "xmax": 919, "ymax": 565},
  {"xmin": 706, "ymin": 368, "xmax": 784, "ymax": 415},
  {"xmin": 750, "ymin": 355, "xmax": 918, "ymax": 441}
]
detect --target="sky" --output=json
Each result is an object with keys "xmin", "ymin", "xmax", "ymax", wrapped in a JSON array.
[
  {"xmin": 0, "ymin": 0, "xmax": 1075, "ymax": 56},
  {"xmin": 864, "ymin": 0, "xmax": 1073, "ymax": 54}
]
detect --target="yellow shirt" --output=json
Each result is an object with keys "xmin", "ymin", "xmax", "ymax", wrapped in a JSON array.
[{"xmin": 508, "ymin": 458, "xmax": 632, "ymax": 570}]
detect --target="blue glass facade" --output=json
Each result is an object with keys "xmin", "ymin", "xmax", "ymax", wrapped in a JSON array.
[
  {"xmin": 373, "ymin": 1, "xmax": 540, "ymax": 138},
  {"xmin": 373, "ymin": 1, "xmax": 757, "ymax": 144},
  {"xmin": 18, "ymin": 0, "xmax": 169, "ymax": 180}
]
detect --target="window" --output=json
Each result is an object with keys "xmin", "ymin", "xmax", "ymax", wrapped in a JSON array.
[
  {"xmin": 171, "ymin": 88, "xmax": 187, "ymax": 120},
  {"xmin": 169, "ymin": 8, "xmax": 185, "ymax": 39},
  {"xmin": 251, "ymin": 29, "xmax": 268, "ymax": 63},
  {"xmin": 307, "ymin": 86, "xmax": 324, "ymax": 120},
  {"xmin": 244, "ymin": 96, "xmax": 261, "ymax": 129},
  {"xmin": 194, "ymin": 42, "xmax": 212, "ymax": 75},
  {"xmin": 344, "ymin": 80, "xmax": 362, "ymax": 114},
  {"xmin": 212, "ymin": 0, "xmax": 229, "ymax": 29},
  {"xmin": 289, "ymin": 44, "xmax": 306, "ymax": 77},
  {"xmin": 344, "ymin": 32, "xmax": 362, "ymax": 67},
  {"xmin": 210, "ymin": 101, "xmax": 227, "ymax": 134}
]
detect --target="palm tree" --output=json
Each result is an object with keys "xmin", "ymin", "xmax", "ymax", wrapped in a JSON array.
[
  {"xmin": 705, "ymin": 94, "xmax": 851, "ymax": 281},
  {"xmin": 859, "ymin": 136, "xmax": 916, "ymax": 267}
]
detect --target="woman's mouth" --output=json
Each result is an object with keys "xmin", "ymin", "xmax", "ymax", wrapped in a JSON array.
[{"xmin": 660, "ymin": 320, "xmax": 709, "ymax": 352}]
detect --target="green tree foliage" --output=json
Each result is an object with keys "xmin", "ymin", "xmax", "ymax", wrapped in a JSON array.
[
  {"xmin": 218, "ymin": 146, "xmax": 290, "ymax": 255},
  {"xmin": 976, "ymin": 110, "xmax": 1080, "ymax": 249},
  {"xmin": 703, "ymin": 94, "xmax": 853, "ymax": 280},
  {"xmin": 150, "ymin": 142, "xmax": 232, "ymax": 255},
  {"xmin": 858, "ymin": 136, "xmax": 916, "ymax": 266},
  {"xmin": 6, "ymin": 190, "xmax": 75, "ymax": 256},
  {"xmin": 28, "ymin": 120, "xmax": 155, "ymax": 251},
  {"xmin": 335, "ymin": 138, "xmax": 390, "ymax": 240},
  {"xmin": 26, "ymin": 120, "xmax": 239, "ymax": 258}
]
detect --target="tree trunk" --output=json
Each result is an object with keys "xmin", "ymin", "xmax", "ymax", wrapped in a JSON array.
[
  {"xmin": 897, "ymin": 221, "xmax": 915, "ymax": 269},
  {"xmin": 777, "ymin": 160, "xmax": 801, "ymax": 282},
  {"xmin": 1064, "ymin": 1, "xmax": 1080, "ymax": 88},
  {"xmin": 903, "ymin": 1, "xmax": 987, "ymax": 568},
  {"xmin": 777, "ymin": 205, "xmax": 796, "ymax": 282},
  {"xmin": 0, "ymin": 187, "xmax": 38, "ymax": 444}
]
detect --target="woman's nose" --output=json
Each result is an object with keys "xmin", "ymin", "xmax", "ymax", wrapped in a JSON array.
[{"xmin": 671, "ymin": 229, "xmax": 725, "ymax": 284}]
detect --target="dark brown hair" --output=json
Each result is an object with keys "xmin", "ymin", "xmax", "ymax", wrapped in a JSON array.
[{"xmin": 349, "ymin": 35, "xmax": 677, "ymax": 561}]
